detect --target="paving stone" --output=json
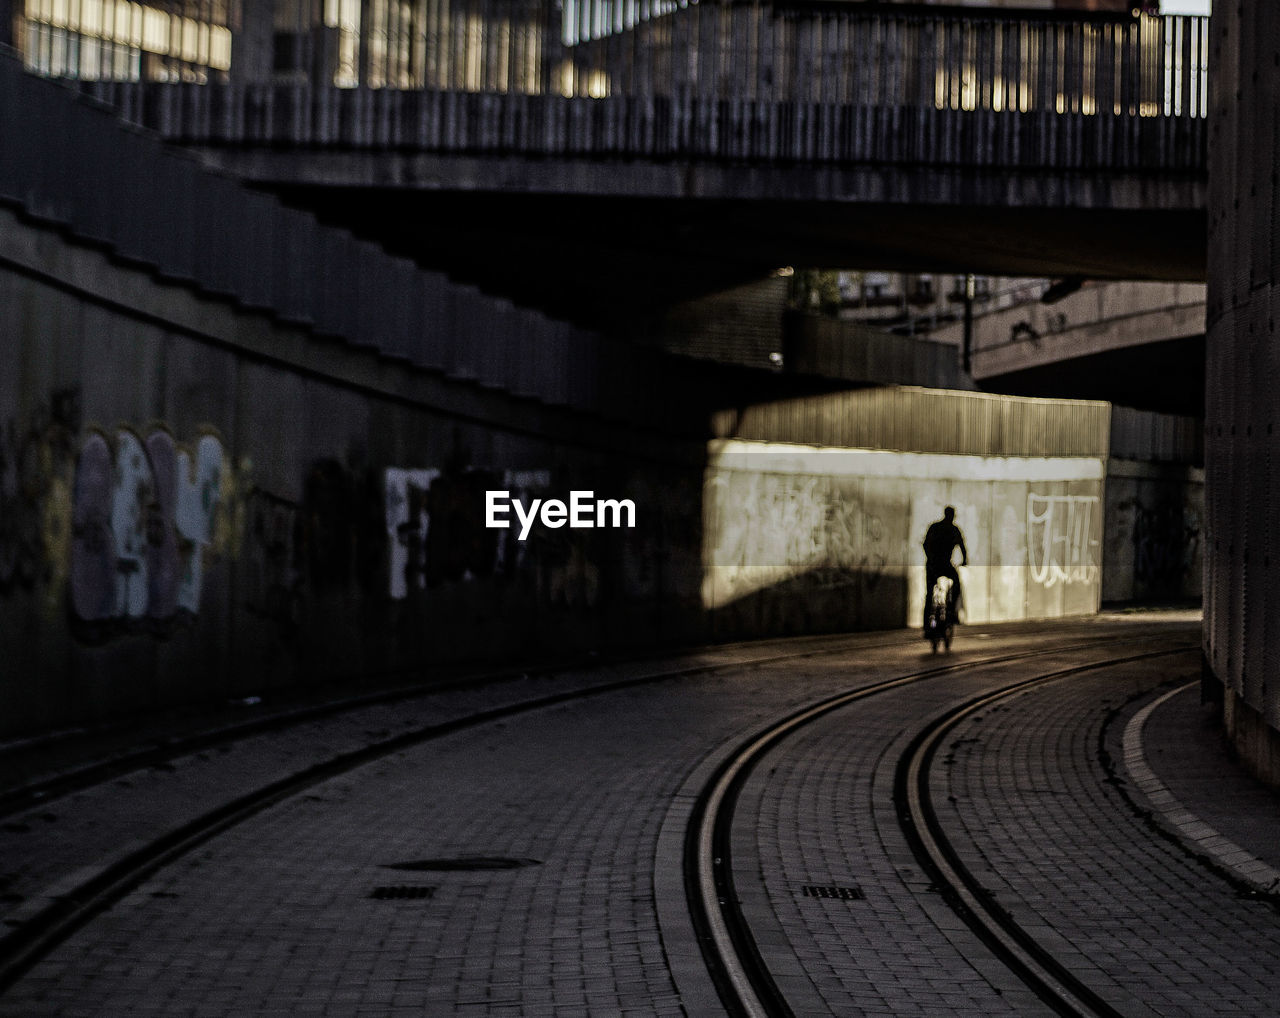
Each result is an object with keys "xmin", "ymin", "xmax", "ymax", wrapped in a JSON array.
[{"xmin": 3, "ymin": 617, "xmax": 1277, "ymax": 1017}]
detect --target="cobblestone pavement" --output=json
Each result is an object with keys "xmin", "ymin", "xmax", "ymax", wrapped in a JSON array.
[
  {"xmin": 937, "ymin": 652, "xmax": 1280, "ymax": 1016},
  {"xmin": 732, "ymin": 626, "xmax": 1280, "ymax": 1018},
  {"xmin": 2, "ymin": 614, "xmax": 1275, "ymax": 1017},
  {"xmin": 0, "ymin": 637, "xmax": 872, "ymax": 939},
  {"xmin": 0, "ymin": 632, "xmax": 918, "ymax": 1018}
]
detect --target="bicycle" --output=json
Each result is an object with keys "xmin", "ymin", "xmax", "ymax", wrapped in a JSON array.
[{"xmin": 923, "ymin": 575, "xmax": 955, "ymax": 654}]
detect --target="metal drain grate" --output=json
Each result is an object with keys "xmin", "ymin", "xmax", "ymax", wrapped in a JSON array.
[
  {"xmin": 382, "ymin": 857, "xmax": 540, "ymax": 872},
  {"xmin": 801, "ymin": 884, "xmax": 865, "ymax": 901},
  {"xmin": 369, "ymin": 885, "xmax": 436, "ymax": 900}
]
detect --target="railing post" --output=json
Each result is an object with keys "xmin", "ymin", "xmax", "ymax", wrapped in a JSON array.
[{"xmin": 962, "ymin": 274, "xmax": 975, "ymax": 376}]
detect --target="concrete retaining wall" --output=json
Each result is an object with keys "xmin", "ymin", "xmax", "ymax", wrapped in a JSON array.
[
  {"xmin": 0, "ymin": 204, "xmax": 714, "ymax": 738},
  {"xmin": 0, "ymin": 196, "xmax": 1198, "ymax": 742},
  {"xmin": 1101, "ymin": 460, "xmax": 1203, "ymax": 605},
  {"xmin": 703, "ymin": 441, "xmax": 1104, "ymax": 637}
]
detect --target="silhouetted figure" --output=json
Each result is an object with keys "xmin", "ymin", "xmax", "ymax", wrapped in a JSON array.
[{"xmin": 924, "ymin": 506, "xmax": 968, "ymax": 620}]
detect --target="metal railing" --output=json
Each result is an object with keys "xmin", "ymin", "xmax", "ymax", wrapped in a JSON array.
[
  {"xmin": 564, "ymin": 2, "xmax": 1208, "ymax": 116},
  {"xmin": 16, "ymin": 2, "xmax": 1209, "ymax": 171}
]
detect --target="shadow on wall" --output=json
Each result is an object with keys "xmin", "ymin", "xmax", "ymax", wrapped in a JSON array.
[
  {"xmin": 0, "ymin": 385, "xmax": 1189, "ymax": 739},
  {"xmin": 706, "ymin": 567, "xmax": 909, "ymax": 641},
  {"xmin": 0, "ymin": 431, "xmax": 710, "ymax": 736},
  {"xmin": 700, "ymin": 438, "xmax": 1107, "ymax": 632},
  {"xmin": 228, "ymin": 443, "xmax": 713, "ymax": 674},
  {"xmin": 1101, "ymin": 462, "xmax": 1203, "ymax": 605}
]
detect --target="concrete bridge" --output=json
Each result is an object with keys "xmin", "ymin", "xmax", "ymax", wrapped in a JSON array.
[
  {"xmin": 18, "ymin": 1, "xmax": 1211, "ymax": 327},
  {"xmin": 929, "ymin": 279, "xmax": 1207, "ymax": 416}
]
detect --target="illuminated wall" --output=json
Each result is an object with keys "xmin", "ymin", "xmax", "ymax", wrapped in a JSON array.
[{"xmin": 703, "ymin": 439, "xmax": 1104, "ymax": 634}]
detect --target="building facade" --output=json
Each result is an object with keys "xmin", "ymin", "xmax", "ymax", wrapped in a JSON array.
[{"xmin": 10, "ymin": 0, "xmax": 235, "ymax": 81}]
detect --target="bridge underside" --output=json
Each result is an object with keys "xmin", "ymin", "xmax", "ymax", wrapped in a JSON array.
[
  {"xmin": 973, "ymin": 334, "xmax": 1205, "ymax": 418},
  {"xmin": 197, "ymin": 150, "xmax": 1205, "ymax": 331},
  {"xmin": 264, "ymin": 183, "xmax": 1205, "ymax": 331}
]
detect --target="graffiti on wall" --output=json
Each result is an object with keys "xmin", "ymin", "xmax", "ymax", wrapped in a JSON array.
[
  {"xmin": 70, "ymin": 427, "xmax": 225, "ymax": 628},
  {"xmin": 423, "ymin": 467, "xmax": 503, "ymax": 586},
  {"xmin": 1027, "ymin": 493, "xmax": 1099, "ymax": 588},
  {"xmin": 706, "ymin": 471, "xmax": 890, "ymax": 604},
  {"xmin": 237, "ymin": 458, "xmax": 384, "ymax": 634},
  {"xmin": 1133, "ymin": 501, "xmax": 1200, "ymax": 592},
  {"xmin": 716, "ymin": 474, "xmax": 819, "ymax": 574},
  {"xmin": 385, "ymin": 466, "xmax": 562, "ymax": 600},
  {"xmin": 620, "ymin": 473, "xmax": 699, "ymax": 602},
  {"xmin": 0, "ymin": 391, "xmax": 79, "ymax": 603},
  {"xmin": 493, "ymin": 469, "xmax": 553, "ymax": 577},
  {"xmin": 832, "ymin": 501, "xmax": 888, "ymax": 591},
  {"xmin": 501, "ymin": 470, "xmax": 602, "ymax": 608},
  {"xmin": 384, "ymin": 465, "xmax": 609, "ymax": 608},
  {"xmin": 385, "ymin": 467, "xmax": 439, "ymax": 600},
  {"xmin": 242, "ymin": 486, "xmax": 302, "ymax": 635},
  {"xmin": 302, "ymin": 458, "xmax": 384, "ymax": 593}
]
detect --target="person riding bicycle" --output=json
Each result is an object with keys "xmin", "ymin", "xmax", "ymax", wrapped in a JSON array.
[{"xmin": 924, "ymin": 506, "xmax": 968, "ymax": 622}]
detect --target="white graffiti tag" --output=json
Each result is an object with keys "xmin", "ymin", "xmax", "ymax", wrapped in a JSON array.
[
  {"xmin": 1027, "ymin": 493, "xmax": 1099, "ymax": 588},
  {"xmin": 384, "ymin": 468, "xmax": 440, "ymax": 600}
]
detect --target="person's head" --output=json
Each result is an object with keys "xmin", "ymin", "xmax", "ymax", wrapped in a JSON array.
[{"xmin": 943, "ymin": 506, "xmax": 955, "ymax": 522}]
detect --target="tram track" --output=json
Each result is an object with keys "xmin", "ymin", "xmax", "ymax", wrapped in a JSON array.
[
  {"xmin": 893, "ymin": 649, "xmax": 1194, "ymax": 1018},
  {"xmin": 0, "ymin": 633, "xmax": 900, "ymax": 822},
  {"xmin": 0, "ymin": 629, "xmax": 942, "ymax": 995},
  {"xmin": 0, "ymin": 625, "xmax": 1196, "ymax": 1010},
  {"xmin": 687, "ymin": 640, "xmax": 1197, "ymax": 1018}
]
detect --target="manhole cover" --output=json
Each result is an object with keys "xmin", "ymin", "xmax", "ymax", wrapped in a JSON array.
[
  {"xmin": 801, "ymin": 884, "xmax": 865, "ymax": 901},
  {"xmin": 369, "ymin": 885, "xmax": 436, "ymax": 900},
  {"xmin": 382, "ymin": 857, "xmax": 540, "ymax": 872}
]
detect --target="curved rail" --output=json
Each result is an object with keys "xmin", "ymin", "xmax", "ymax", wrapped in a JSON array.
[
  {"xmin": 1, "ymin": 629, "xmax": 1197, "ymax": 1010},
  {"xmin": 0, "ymin": 630, "xmax": 910, "ymax": 994},
  {"xmin": 0, "ymin": 632, "xmax": 917, "ymax": 821},
  {"xmin": 689, "ymin": 641, "xmax": 1196, "ymax": 1018}
]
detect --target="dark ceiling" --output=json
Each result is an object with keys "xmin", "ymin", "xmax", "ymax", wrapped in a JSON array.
[
  {"xmin": 267, "ymin": 184, "xmax": 1207, "ymax": 334},
  {"xmin": 974, "ymin": 334, "xmax": 1206, "ymax": 418}
]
